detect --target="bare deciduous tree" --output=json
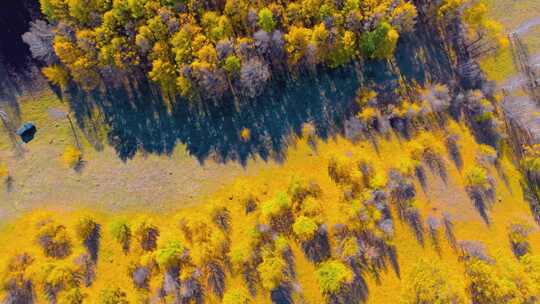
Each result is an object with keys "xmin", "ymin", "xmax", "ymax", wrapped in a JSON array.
[
  {"xmin": 21, "ymin": 20, "xmax": 56, "ymax": 64},
  {"xmin": 240, "ymin": 58, "xmax": 270, "ymax": 98}
]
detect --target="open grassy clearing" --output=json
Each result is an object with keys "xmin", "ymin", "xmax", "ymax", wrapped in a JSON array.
[{"xmin": 0, "ymin": 91, "xmax": 270, "ymax": 221}]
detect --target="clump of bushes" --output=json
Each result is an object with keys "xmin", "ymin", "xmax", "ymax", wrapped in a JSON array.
[
  {"xmin": 356, "ymin": 107, "xmax": 380, "ymax": 131},
  {"xmin": 134, "ymin": 219, "xmax": 159, "ymax": 251},
  {"xmin": 293, "ymin": 216, "xmax": 330, "ymax": 262},
  {"xmin": 240, "ymin": 128, "xmax": 251, "ymax": 142},
  {"xmin": 0, "ymin": 162, "xmax": 9, "ymax": 183},
  {"xmin": 316, "ymin": 260, "xmax": 354, "ymax": 302},
  {"xmin": 464, "ymin": 166, "xmax": 491, "ymax": 189},
  {"xmin": 257, "ymin": 250, "xmax": 290, "ymax": 293},
  {"xmin": 299, "ymin": 197, "xmax": 323, "ymax": 219},
  {"xmin": 522, "ymin": 145, "xmax": 540, "ymax": 181},
  {"xmin": 336, "ymin": 187, "xmax": 396, "ymax": 280},
  {"xmin": 62, "ymin": 145, "xmax": 82, "ymax": 169},
  {"xmin": 445, "ymin": 122, "xmax": 463, "ymax": 169},
  {"xmin": 38, "ymin": 262, "xmax": 80, "ymax": 302},
  {"xmin": 74, "ymin": 217, "xmax": 98, "ymax": 244},
  {"xmin": 109, "ymin": 219, "xmax": 131, "ymax": 253},
  {"xmin": 156, "ymin": 240, "xmax": 188, "ymax": 272},
  {"xmin": 261, "ymin": 192, "xmax": 293, "ymax": 234},
  {"xmin": 98, "ymin": 287, "xmax": 129, "ymax": 304},
  {"xmin": 292, "ymin": 216, "xmax": 318, "ymax": 241},
  {"xmin": 463, "ymin": 165, "xmax": 495, "ymax": 222},
  {"xmin": 328, "ymin": 155, "xmax": 355, "ymax": 184},
  {"xmin": 36, "ymin": 220, "xmax": 72, "ymax": 259},
  {"xmin": 458, "ymin": 240, "xmax": 490, "ymax": 262},
  {"xmin": 401, "ymin": 259, "xmax": 465, "ymax": 304},
  {"xmin": 42, "ymin": 65, "xmax": 69, "ymax": 90},
  {"xmin": 74, "ymin": 216, "xmax": 100, "ymax": 260},
  {"xmin": 287, "ymin": 176, "xmax": 321, "ymax": 207},
  {"xmin": 463, "ymin": 258, "xmax": 521, "ymax": 304},
  {"xmin": 368, "ymin": 171, "xmax": 387, "ymax": 190},
  {"xmin": 222, "ymin": 288, "xmax": 251, "ymax": 304},
  {"xmin": 394, "ymin": 155, "xmax": 420, "ymax": 178},
  {"xmin": 388, "ymin": 170, "xmax": 416, "ymax": 204},
  {"xmin": 476, "ymin": 144, "xmax": 498, "ymax": 166},
  {"xmin": 175, "ymin": 214, "xmax": 228, "ymax": 299},
  {"xmin": 409, "ymin": 132, "xmax": 446, "ymax": 179},
  {"xmin": 344, "ymin": 190, "xmax": 393, "ymax": 240},
  {"xmin": 463, "ymin": 90, "xmax": 501, "ymax": 145},
  {"xmin": 231, "ymin": 180, "xmax": 259, "ymax": 214},
  {"xmin": 338, "ymin": 236, "xmax": 360, "ymax": 262},
  {"xmin": 301, "ymin": 122, "xmax": 317, "ymax": 147},
  {"xmin": 508, "ymin": 223, "xmax": 532, "ymax": 258},
  {"xmin": 409, "ymin": 133, "xmax": 445, "ymax": 159},
  {"xmin": 1, "ymin": 253, "xmax": 35, "ymax": 304},
  {"xmin": 420, "ymin": 84, "xmax": 451, "ymax": 115},
  {"xmin": 328, "ymin": 153, "xmax": 388, "ymax": 200}
]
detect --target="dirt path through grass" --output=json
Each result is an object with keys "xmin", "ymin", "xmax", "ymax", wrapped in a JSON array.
[{"xmin": 512, "ymin": 17, "xmax": 540, "ymax": 35}]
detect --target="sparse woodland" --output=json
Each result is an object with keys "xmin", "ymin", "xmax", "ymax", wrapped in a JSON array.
[{"xmin": 2, "ymin": 117, "xmax": 540, "ymax": 303}]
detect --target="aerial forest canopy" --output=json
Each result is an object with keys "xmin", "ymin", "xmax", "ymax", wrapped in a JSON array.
[{"xmin": 25, "ymin": 0, "xmax": 504, "ymax": 101}]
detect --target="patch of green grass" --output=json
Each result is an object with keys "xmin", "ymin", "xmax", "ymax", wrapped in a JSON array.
[
  {"xmin": 480, "ymin": 47, "xmax": 515, "ymax": 83},
  {"xmin": 23, "ymin": 94, "xmax": 73, "ymax": 141},
  {"xmin": 0, "ymin": 91, "xmax": 98, "ymax": 156},
  {"xmin": 0, "ymin": 93, "xmax": 67, "ymax": 150}
]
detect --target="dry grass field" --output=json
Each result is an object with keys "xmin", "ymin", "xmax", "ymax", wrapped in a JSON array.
[{"xmin": 481, "ymin": 0, "xmax": 540, "ymax": 82}]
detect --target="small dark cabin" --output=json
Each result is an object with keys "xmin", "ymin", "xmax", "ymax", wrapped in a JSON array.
[{"xmin": 16, "ymin": 122, "xmax": 36, "ymax": 143}]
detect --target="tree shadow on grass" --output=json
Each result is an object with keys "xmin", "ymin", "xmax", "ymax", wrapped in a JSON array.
[
  {"xmin": 468, "ymin": 189, "xmax": 491, "ymax": 225},
  {"xmin": 67, "ymin": 67, "xmax": 361, "ymax": 165},
  {"xmin": 65, "ymin": 25, "xmax": 455, "ymax": 165},
  {"xmin": 84, "ymin": 223, "xmax": 100, "ymax": 262},
  {"xmin": 521, "ymin": 177, "xmax": 540, "ymax": 225}
]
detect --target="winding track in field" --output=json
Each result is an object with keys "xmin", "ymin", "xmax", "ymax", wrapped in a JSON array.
[{"xmin": 501, "ymin": 17, "xmax": 540, "ymax": 91}]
